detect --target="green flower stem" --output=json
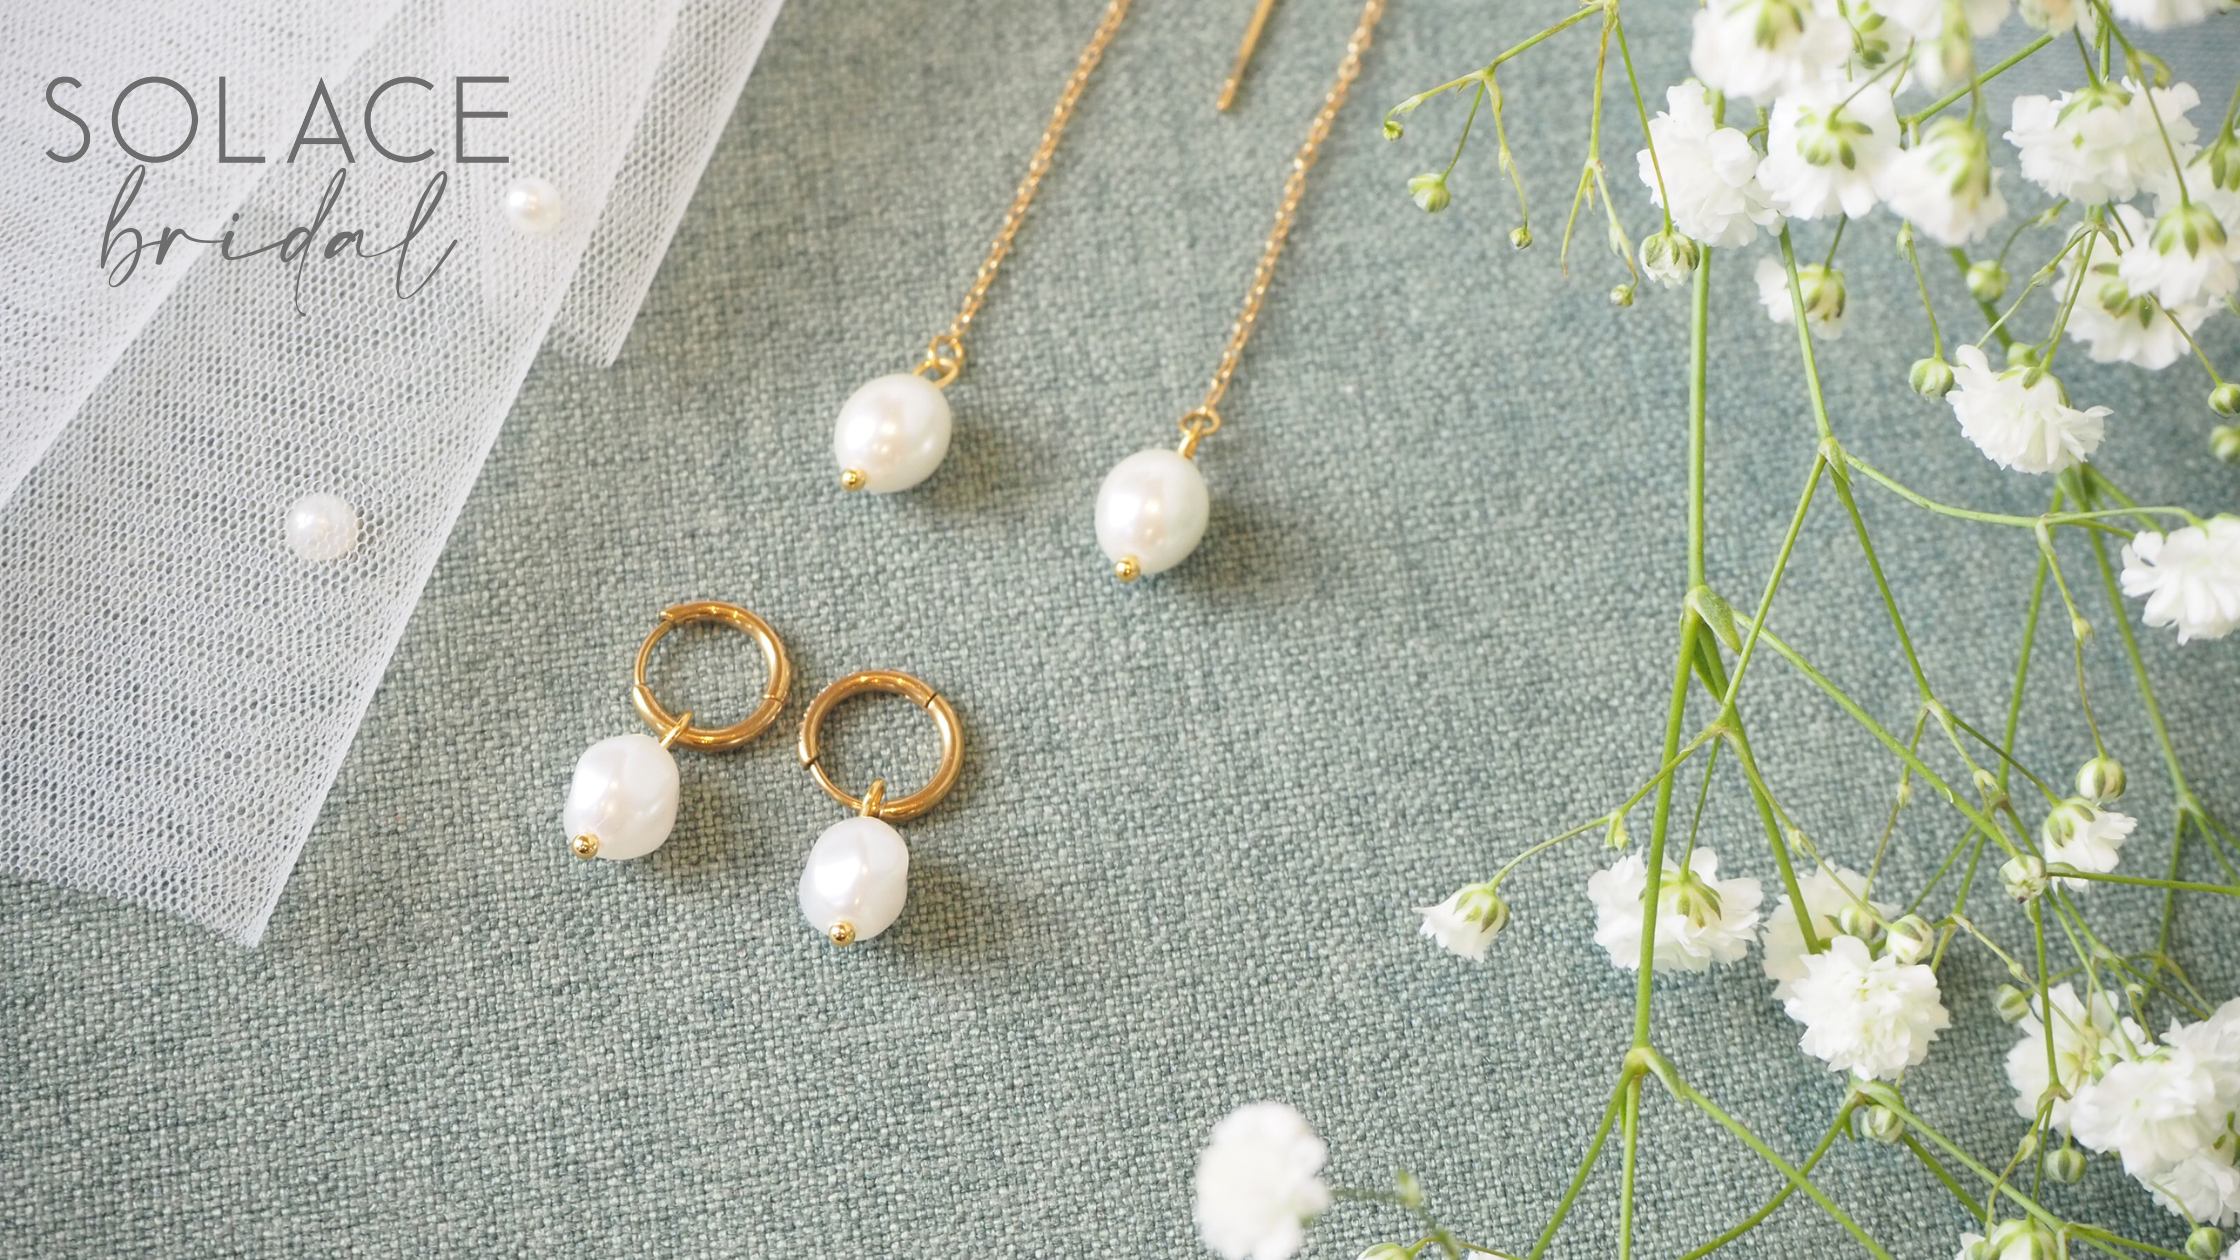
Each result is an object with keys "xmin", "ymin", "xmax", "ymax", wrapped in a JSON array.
[
  {"xmin": 1731, "ymin": 612, "xmax": 2017, "ymax": 856},
  {"xmin": 1690, "ymin": 252, "xmax": 1711, "ymax": 585},
  {"xmin": 1718, "ymin": 455, "xmax": 1826, "ymax": 715},
  {"xmin": 2038, "ymin": 230, "xmax": 2097, "ymax": 371},
  {"xmin": 1857, "ymin": 1087, "xmax": 2066, "ymax": 1235},
  {"xmin": 2033, "ymin": 900, "xmax": 2060, "ymax": 1156},
  {"xmin": 1904, "ymin": 230, "xmax": 1947, "ymax": 359},
  {"xmin": 1618, "ymin": 1078, "xmax": 1641, "ymax": 1260},
  {"xmin": 1443, "ymin": 82, "xmax": 1487, "ymax": 179},
  {"xmin": 1902, "ymin": 1133, "xmax": 1986, "ymax": 1216},
  {"xmin": 2083, "ymin": 515, "xmax": 2193, "ymax": 802},
  {"xmin": 2098, "ymin": 10, "xmax": 2192, "ymax": 204},
  {"xmin": 1634, "ymin": 613, "xmax": 1705, "ymax": 1040},
  {"xmin": 1908, "ymin": 825, "xmax": 1984, "ymax": 916},
  {"xmin": 1779, "ymin": 231, "xmax": 1938, "ymax": 702},
  {"xmin": 1675, "ymin": 1099, "xmax": 1860, "ymax": 1260},
  {"xmin": 1647, "ymin": 1058, "xmax": 1896, "ymax": 1260},
  {"xmin": 2045, "ymin": 867, "xmax": 2240, "ymax": 896},
  {"xmin": 1386, "ymin": 5, "xmax": 1601, "ymax": 127},
  {"xmin": 2001, "ymin": 535, "xmax": 2055, "ymax": 796},
  {"xmin": 1612, "ymin": 17, "xmax": 1671, "ymax": 236},
  {"xmin": 1902, "ymin": 34, "xmax": 2054, "ymax": 126},
  {"xmin": 1526, "ymin": 1070, "xmax": 1636, "ymax": 1260},
  {"xmin": 2150, "ymin": 297, "xmax": 2229, "ymax": 386},
  {"xmin": 1696, "ymin": 651, "xmax": 1825, "ymax": 955}
]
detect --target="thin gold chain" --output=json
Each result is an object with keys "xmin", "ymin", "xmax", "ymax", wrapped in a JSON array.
[
  {"xmin": 1182, "ymin": 0, "xmax": 1388, "ymax": 453},
  {"xmin": 921, "ymin": 0, "xmax": 1134, "ymax": 382}
]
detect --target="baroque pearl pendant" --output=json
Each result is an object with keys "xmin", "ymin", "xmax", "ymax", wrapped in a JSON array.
[
  {"xmin": 563, "ymin": 733, "xmax": 680, "ymax": 861},
  {"xmin": 797, "ymin": 816, "xmax": 911, "ymax": 945},
  {"xmin": 1095, "ymin": 448, "xmax": 1208, "ymax": 580},
  {"xmin": 833, "ymin": 373, "xmax": 952, "ymax": 493}
]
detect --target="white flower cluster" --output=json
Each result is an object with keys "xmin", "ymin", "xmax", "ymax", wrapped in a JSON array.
[
  {"xmin": 1574, "ymin": 848, "xmax": 1949, "ymax": 1080},
  {"xmin": 2011, "ymin": 992, "xmax": 2240, "ymax": 1225},
  {"xmin": 1632, "ymin": 13, "xmax": 2240, "ymax": 646},
  {"xmin": 1192, "ymin": 1102, "xmax": 1330, "ymax": 1260}
]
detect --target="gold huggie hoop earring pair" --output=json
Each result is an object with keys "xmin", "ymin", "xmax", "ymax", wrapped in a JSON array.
[{"xmin": 563, "ymin": 603, "xmax": 964, "ymax": 948}]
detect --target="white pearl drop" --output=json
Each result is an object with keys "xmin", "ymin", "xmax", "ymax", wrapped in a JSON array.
[
  {"xmin": 832, "ymin": 373, "xmax": 952, "ymax": 493},
  {"xmin": 284, "ymin": 492, "xmax": 360, "ymax": 561},
  {"xmin": 798, "ymin": 816, "xmax": 911, "ymax": 942},
  {"xmin": 563, "ymin": 733, "xmax": 680, "ymax": 861},
  {"xmin": 501, "ymin": 177, "xmax": 564, "ymax": 235},
  {"xmin": 1094, "ymin": 449, "xmax": 1209, "ymax": 577}
]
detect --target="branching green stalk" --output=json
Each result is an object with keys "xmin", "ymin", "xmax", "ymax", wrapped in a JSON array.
[{"xmin": 1902, "ymin": 34, "xmax": 2055, "ymax": 125}]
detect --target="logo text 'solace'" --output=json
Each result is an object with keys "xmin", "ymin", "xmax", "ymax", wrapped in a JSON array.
[{"xmin": 42, "ymin": 75, "xmax": 511, "ymax": 314}]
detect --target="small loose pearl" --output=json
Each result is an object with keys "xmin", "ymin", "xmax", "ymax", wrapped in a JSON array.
[
  {"xmin": 832, "ymin": 374, "xmax": 952, "ymax": 493},
  {"xmin": 284, "ymin": 492, "xmax": 360, "ymax": 561},
  {"xmin": 1094, "ymin": 449, "xmax": 1209, "ymax": 579},
  {"xmin": 798, "ymin": 816, "xmax": 911, "ymax": 943},
  {"xmin": 501, "ymin": 177, "xmax": 564, "ymax": 235},
  {"xmin": 563, "ymin": 733, "xmax": 680, "ymax": 861}
]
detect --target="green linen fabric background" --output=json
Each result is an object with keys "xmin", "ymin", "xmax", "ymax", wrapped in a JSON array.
[{"xmin": 6, "ymin": 1, "xmax": 2239, "ymax": 1255}]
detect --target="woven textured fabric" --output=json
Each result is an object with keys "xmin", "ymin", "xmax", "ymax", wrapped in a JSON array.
[{"xmin": 5, "ymin": 1, "xmax": 2239, "ymax": 1255}]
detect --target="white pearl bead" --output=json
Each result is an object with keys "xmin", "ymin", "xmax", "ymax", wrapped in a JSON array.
[
  {"xmin": 501, "ymin": 177, "xmax": 564, "ymax": 235},
  {"xmin": 832, "ymin": 373, "xmax": 952, "ymax": 493},
  {"xmin": 284, "ymin": 492, "xmax": 360, "ymax": 561},
  {"xmin": 1094, "ymin": 449, "xmax": 1209, "ymax": 577},
  {"xmin": 563, "ymin": 733, "xmax": 680, "ymax": 861},
  {"xmin": 798, "ymin": 816, "xmax": 911, "ymax": 942}
]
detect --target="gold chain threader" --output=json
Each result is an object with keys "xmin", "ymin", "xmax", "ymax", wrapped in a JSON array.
[
  {"xmin": 916, "ymin": 0, "xmax": 1135, "ymax": 388},
  {"xmin": 1178, "ymin": 0, "xmax": 1388, "ymax": 460}
]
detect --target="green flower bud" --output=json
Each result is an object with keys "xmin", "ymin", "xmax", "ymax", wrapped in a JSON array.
[
  {"xmin": 2047, "ymin": 1147, "xmax": 2087, "ymax": 1184},
  {"xmin": 1863, "ymin": 1104, "xmax": 1905, "ymax": 1143},
  {"xmin": 1383, "ymin": 118, "xmax": 1404, "ymax": 141},
  {"xmin": 1988, "ymin": 1219, "xmax": 2058, "ymax": 1260},
  {"xmin": 2002, "ymin": 854, "xmax": 2048, "ymax": 903},
  {"xmin": 2005, "ymin": 340, "xmax": 2043, "ymax": 369},
  {"xmin": 1996, "ymin": 983, "xmax": 2032, "ymax": 1022},
  {"xmin": 2187, "ymin": 1227, "xmax": 2224, "ymax": 1260},
  {"xmin": 2211, "ymin": 383, "xmax": 2240, "ymax": 417},
  {"xmin": 1610, "ymin": 283, "xmax": 1635, "ymax": 307},
  {"xmin": 1967, "ymin": 259, "xmax": 2011, "ymax": 303},
  {"xmin": 1407, "ymin": 172, "xmax": 1451, "ymax": 213},
  {"xmin": 1360, "ymin": 1245, "xmax": 1411, "ymax": 1260},
  {"xmin": 1960, "ymin": 1239, "xmax": 1991, "ymax": 1260},
  {"xmin": 2207, "ymin": 127, "xmax": 2240, "ymax": 192},
  {"xmin": 2075, "ymin": 756, "xmax": 2126, "ymax": 804},
  {"xmin": 1509, "ymin": 225, "xmax": 1533, "ymax": 250},
  {"xmin": 2152, "ymin": 202, "xmax": 2229, "ymax": 259},
  {"xmin": 1639, "ymin": 229, "xmax": 1701, "ymax": 286},
  {"xmin": 1836, "ymin": 902, "xmax": 1878, "ymax": 939},
  {"xmin": 2212, "ymin": 425, "xmax": 2240, "ymax": 464},
  {"xmin": 1911, "ymin": 357, "xmax": 1956, "ymax": 398},
  {"xmin": 1885, "ymin": 914, "xmax": 1935, "ymax": 965},
  {"xmin": 1394, "ymin": 1166, "xmax": 1425, "ymax": 1209}
]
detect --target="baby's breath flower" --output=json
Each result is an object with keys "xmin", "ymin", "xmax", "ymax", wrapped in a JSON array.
[
  {"xmin": 1637, "ymin": 80, "xmax": 1782, "ymax": 248},
  {"xmin": 1587, "ymin": 848, "xmax": 1764, "ymax": 973},
  {"xmin": 1911, "ymin": 357, "xmax": 1957, "ymax": 398},
  {"xmin": 2121, "ymin": 516, "xmax": 2240, "ymax": 643},
  {"xmin": 1884, "ymin": 119, "xmax": 2009, "ymax": 245},
  {"xmin": 1689, "ymin": 0, "xmax": 1852, "ymax": 104},
  {"xmin": 1417, "ymin": 882, "xmax": 1509, "ymax": 962},
  {"xmin": 1407, "ymin": 172, "xmax": 1451, "ymax": 213},
  {"xmin": 1967, "ymin": 258, "xmax": 2012, "ymax": 302},
  {"xmin": 2007, "ymin": 80, "xmax": 2199, "ymax": 205},
  {"xmin": 1193, "ymin": 1103, "xmax": 1329, "ymax": 1260},
  {"xmin": 2076, "ymin": 756, "xmax": 2127, "ymax": 804},
  {"xmin": 1946, "ymin": 345, "xmax": 2109, "ymax": 474},
  {"xmin": 1755, "ymin": 256, "xmax": 1849, "ymax": 339},
  {"xmin": 2213, "ymin": 426, "xmax": 2240, "ymax": 463},
  {"xmin": 2002, "ymin": 853, "xmax": 2049, "ymax": 901},
  {"xmin": 2213, "ymin": 386, "xmax": 2240, "ymax": 418},
  {"xmin": 1784, "ymin": 934, "xmax": 1951, "ymax": 1079},
  {"xmin": 2042, "ymin": 798, "xmax": 2138, "ymax": 887},
  {"xmin": 1759, "ymin": 82, "xmax": 1901, "ymax": 220},
  {"xmin": 1639, "ymin": 229, "xmax": 1702, "ymax": 287}
]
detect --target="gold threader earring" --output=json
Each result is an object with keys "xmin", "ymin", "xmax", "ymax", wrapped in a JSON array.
[
  {"xmin": 562, "ymin": 601, "xmax": 791, "ymax": 862},
  {"xmin": 830, "ymin": 0, "xmax": 1135, "ymax": 496},
  {"xmin": 793, "ymin": 670, "xmax": 964, "ymax": 947},
  {"xmin": 1093, "ymin": 0, "xmax": 1387, "ymax": 583}
]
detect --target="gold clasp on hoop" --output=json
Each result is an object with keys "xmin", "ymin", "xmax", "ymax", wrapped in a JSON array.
[
  {"xmin": 630, "ymin": 601, "xmax": 792, "ymax": 753},
  {"xmin": 911, "ymin": 333, "xmax": 966, "ymax": 390},
  {"xmin": 797, "ymin": 670, "xmax": 963, "ymax": 822},
  {"xmin": 1176, "ymin": 405, "xmax": 1223, "ymax": 459}
]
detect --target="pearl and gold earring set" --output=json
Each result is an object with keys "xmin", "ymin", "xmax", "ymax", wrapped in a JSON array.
[
  {"xmin": 828, "ymin": 0, "xmax": 1389, "ymax": 584},
  {"xmin": 563, "ymin": 600, "xmax": 963, "ymax": 948}
]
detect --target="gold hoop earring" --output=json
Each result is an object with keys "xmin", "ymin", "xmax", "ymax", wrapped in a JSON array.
[
  {"xmin": 563, "ymin": 601, "xmax": 791, "ymax": 862},
  {"xmin": 794, "ymin": 670, "xmax": 964, "ymax": 946}
]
